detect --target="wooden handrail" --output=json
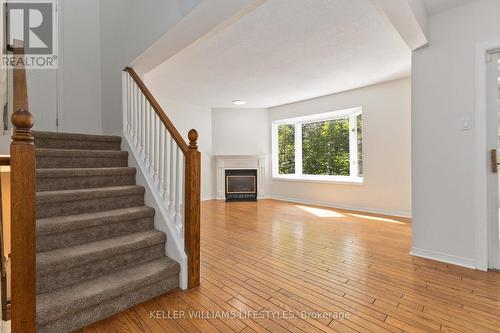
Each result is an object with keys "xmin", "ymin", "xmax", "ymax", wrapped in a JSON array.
[
  {"xmin": 10, "ymin": 40, "xmax": 36, "ymax": 333},
  {"xmin": 124, "ymin": 67, "xmax": 201, "ymax": 289},
  {"xmin": 124, "ymin": 67, "xmax": 190, "ymax": 154}
]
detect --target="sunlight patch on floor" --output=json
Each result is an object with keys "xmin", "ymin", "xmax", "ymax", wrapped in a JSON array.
[{"xmin": 296, "ymin": 205, "xmax": 344, "ymax": 218}]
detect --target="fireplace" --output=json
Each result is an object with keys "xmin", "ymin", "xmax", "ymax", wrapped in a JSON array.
[
  {"xmin": 225, "ymin": 169, "xmax": 257, "ymax": 201},
  {"xmin": 215, "ymin": 155, "xmax": 266, "ymax": 200}
]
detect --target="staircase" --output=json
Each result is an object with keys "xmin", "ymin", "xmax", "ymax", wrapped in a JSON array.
[
  {"xmin": 5, "ymin": 50, "xmax": 200, "ymax": 331},
  {"xmin": 33, "ymin": 131, "xmax": 180, "ymax": 333}
]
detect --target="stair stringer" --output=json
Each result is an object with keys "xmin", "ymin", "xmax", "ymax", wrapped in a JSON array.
[{"xmin": 121, "ymin": 132, "xmax": 188, "ymax": 289}]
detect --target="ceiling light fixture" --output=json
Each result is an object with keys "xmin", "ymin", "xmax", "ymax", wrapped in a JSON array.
[{"xmin": 232, "ymin": 100, "xmax": 246, "ymax": 105}]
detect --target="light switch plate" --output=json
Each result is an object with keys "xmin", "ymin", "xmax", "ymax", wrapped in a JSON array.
[{"xmin": 461, "ymin": 117, "xmax": 472, "ymax": 130}]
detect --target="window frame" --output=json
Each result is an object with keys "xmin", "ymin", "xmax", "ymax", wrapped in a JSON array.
[{"xmin": 272, "ymin": 107, "xmax": 363, "ymax": 184}]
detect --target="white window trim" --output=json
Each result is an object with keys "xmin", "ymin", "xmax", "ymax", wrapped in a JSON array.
[{"xmin": 272, "ymin": 107, "xmax": 363, "ymax": 184}]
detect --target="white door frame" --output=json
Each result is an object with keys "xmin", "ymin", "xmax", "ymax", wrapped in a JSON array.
[
  {"xmin": 55, "ymin": 0, "xmax": 63, "ymax": 131},
  {"xmin": 475, "ymin": 39, "xmax": 500, "ymax": 271},
  {"xmin": 486, "ymin": 51, "xmax": 499, "ymax": 270}
]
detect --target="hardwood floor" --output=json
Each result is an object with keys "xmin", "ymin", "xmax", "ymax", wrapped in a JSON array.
[{"xmin": 81, "ymin": 199, "xmax": 500, "ymax": 333}]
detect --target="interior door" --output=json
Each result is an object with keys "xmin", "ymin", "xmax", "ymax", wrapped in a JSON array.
[
  {"xmin": 26, "ymin": 69, "xmax": 58, "ymax": 131},
  {"xmin": 487, "ymin": 51, "xmax": 500, "ymax": 270},
  {"xmin": 4, "ymin": 2, "xmax": 59, "ymax": 132}
]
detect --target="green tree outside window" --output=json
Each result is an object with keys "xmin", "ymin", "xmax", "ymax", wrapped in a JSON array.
[
  {"xmin": 302, "ymin": 119, "xmax": 350, "ymax": 176},
  {"xmin": 278, "ymin": 124, "xmax": 295, "ymax": 174}
]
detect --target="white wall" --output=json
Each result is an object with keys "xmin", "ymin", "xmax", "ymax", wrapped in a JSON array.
[
  {"xmin": 142, "ymin": 76, "xmax": 215, "ymax": 200},
  {"xmin": 99, "ymin": 0, "xmax": 201, "ymax": 134},
  {"xmin": 60, "ymin": 0, "xmax": 102, "ymax": 134},
  {"xmin": 212, "ymin": 107, "xmax": 271, "ymax": 197},
  {"xmin": 269, "ymin": 78, "xmax": 412, "ymax": 217},
  {"xmin": 412, "ymin": 0, "xmax": 500, "ymax": 267},
  {"xmin": 212, "ymin": 108, "xmax": 270, "ymax": 156}
]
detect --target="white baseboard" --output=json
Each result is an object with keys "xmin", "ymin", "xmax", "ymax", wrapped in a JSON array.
[
  {"xmin": 268, "ymin": 195, "xmax": 412, "ymax": 218},
  {"xmin": 410, "ymin": 247, "xmax": 477, "ymax": 270}
]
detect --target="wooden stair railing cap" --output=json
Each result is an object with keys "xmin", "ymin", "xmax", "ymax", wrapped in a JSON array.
[{"xmin": 188, "ymin": 129, "xmax": 198, "ymax": 149}]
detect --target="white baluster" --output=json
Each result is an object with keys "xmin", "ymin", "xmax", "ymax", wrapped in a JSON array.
[
  {"xmin": 142, "ymin": 95, "xmax": 148, "ymax": 160},
  {"xmin": 139, "ymin": 95, "xmax": 143, "ymax": 157},
  {"xmin": 163, "ymin": 132, "xmax": 171, "ymax": 204},
  {"xmin": 134, "ymin": 84, "xmax": 139, "ymax": 147},
  {"xmin": 152, "ymin": 112, "xmax": 157, "ymax": 177},
  {"xmin": 126, "ymin": 75, "xmax": 131, "ymax": 134},
  {"xmin": 150, "ymin": 107, "xmax": 155, "ymax": 174},
  {"xmin": 128, "ymin": 75, "xmax": 134, "ymax": 134},
  {"xmin": 169, "ymin": 138, "xmax": 176, "ymax": 216},
  {"xmin": 175, "ymin": 148, "xmax": 184, "ymax": 234},
  {"xmin": 139, "ymin": 97, "xmax": 143, "ymax": 152},
  {"xmin": 146, "ymin": 108, "xmax": 150, "ymax": 162},
  {"xmin": 143, "ymin": 99, "xmax": 148, "ymax": 162},
  {"xmin": 142, "ymin": 95, "xmax": 148, "ymax": 164},
  {"xmin": 154, "ymin": 116, "xmax": 160, "ymax": 185},
  {"xmin": 132, "ymin": 83, "xmax": 136, "ymax": 144},
  {"xmin": 144, "ymin": 101, "xmax": 151, "ymax": 170},
  {"xmin": 159, "ymin": 126, "xmax": 166, "ymax": 196},
  {"xmin": 139, "ymin": 94, "xmax": 144, "ymax": 157},
  {"xmin": 136, "ymin": 91, "xmax": 141, "ymax": 151},
  {"xmin": 131, "ymin": 82, "xmax": 136, "ymax": 143},
  {"xmin": 130, "ymin": 80, "xmax": 134, "ymax": 138},
  {"xmin": 148, "ymin": 113, "xmax": 155, "ymax": 177}
]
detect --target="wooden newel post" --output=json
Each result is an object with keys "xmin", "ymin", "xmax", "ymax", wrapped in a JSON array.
[
  {"xmin": 184, "ymin": 129, "xmax": 201, "ymax": 289},
  {"xmin": 11, "ymin": 108, "xmax": 36, "ymax": 333}
]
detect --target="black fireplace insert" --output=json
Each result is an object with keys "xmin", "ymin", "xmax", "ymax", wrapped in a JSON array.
[{"xmin": 225, "ymin": 169, "xmax": 257, "ymax": 201}]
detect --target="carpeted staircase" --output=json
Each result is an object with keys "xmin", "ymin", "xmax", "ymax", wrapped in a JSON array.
[{"xmin": 33, "ymin": 131, "xmax": 180, "ymax": 333}]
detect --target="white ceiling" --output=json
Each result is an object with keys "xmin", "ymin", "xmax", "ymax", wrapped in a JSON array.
[
  {"xmin": 422, "ymin": 0, "xmax": 475, "ymax": 16},
  {"xmin": 146, "ymin": 0, "xmax": 412, "ymax": 108}
]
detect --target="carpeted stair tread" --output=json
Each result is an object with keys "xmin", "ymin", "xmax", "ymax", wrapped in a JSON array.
[
  {"xmin": 33, "ymin": 131, "xmax": 122, "ymax": 142},
  {"xmin": 36, "ymin": 185, "xmax": 144, "ymax": 204},
  {"xmin": 38, "ymin": 277, "xmax": 179, "ymax": 333},
  {"xmin": 36, "ymin": 207, "xmax": 155, "ymax": 252},
  {"xmin": 36, "ymin": 148, "xmax": 128, "ymax": 158},
  {"xmin": 36, "ymin": 148, "xmax": 129, "ymax": 168},
  {"xmin": 33, "ymin": 131, "xmax": 122, "ymax": 151},
  {"xmin": 37, "ymin": 206, "xmax": 155, "ymax": 236},
  {"xmin": 36, "ymin": 185, "xmax": 145, "ymax": 219},
  {"xmin": 37, "ymin": 243, "xmax": 166, "ymax": 294},
  {"xmin": 37, "ymin": 230, "xmax": 166, "ymax": 275},
  {"xmin": 36, "ymin": 257, "xmax": 180, "ymax": 326},
  {"xmin": 36, "ymin": 167, "xmax": 137, "ymax": 191},
  {"xmin": 37, "ymin": 167, "xmax": 136, "ymax": 178}
]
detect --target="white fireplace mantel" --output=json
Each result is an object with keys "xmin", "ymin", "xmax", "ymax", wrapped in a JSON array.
[{"xmin": 215, "ymin": 155, "xmax": 267, "ymax": 200}]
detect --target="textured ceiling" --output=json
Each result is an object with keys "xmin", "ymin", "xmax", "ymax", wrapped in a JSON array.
[
  {"xmin": 422, "ymin": 0, "xmax": 475, "ymax": 15},
  {"xmin": 146, "ymin": 0, "xmax": 412, "ymax": 108}
]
